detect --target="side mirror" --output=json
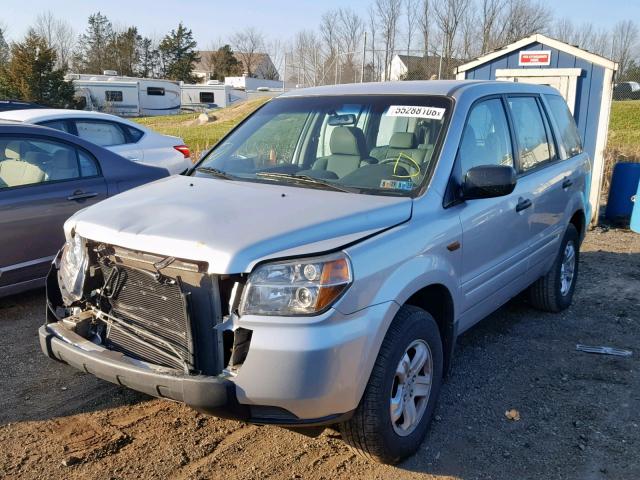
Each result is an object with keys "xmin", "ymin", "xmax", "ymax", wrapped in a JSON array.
[{"xmin": 462, "ymin": 164, "xmax": 517, "ymax": 200}]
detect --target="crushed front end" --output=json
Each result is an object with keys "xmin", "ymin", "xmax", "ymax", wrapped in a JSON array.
[{"xmin": 41, "ymin": 235, "xmax": 253, "ymax": 420}]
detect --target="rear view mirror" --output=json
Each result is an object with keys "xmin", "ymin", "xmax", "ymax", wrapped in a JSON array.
[
  {"xmin": 328, "ymin": 113, "xmax": 357, "ymax": 126},
  {"xmin": 462, "ymin": 164, "xmax": 517, "ymax": 200}
]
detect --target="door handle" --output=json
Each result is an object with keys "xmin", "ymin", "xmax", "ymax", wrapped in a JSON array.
[
  {"xmin": 562, "ymin": 177, "xmax": 573, "ymax": 189},
  {"xmin": 516, "ymin": 197, "xmax": 532, "ymax": 212},
  {"xmin": 67, "ymin": 190, "xmax": 98, "ymax": 201}
]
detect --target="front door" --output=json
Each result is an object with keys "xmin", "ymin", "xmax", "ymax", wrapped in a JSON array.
[
  {"xmin": 454, "ymin": 97, "xmax": 532, "ymax": 331},
  {"xmin": 0, "ymin": 135, "xmax": 107, "ymax": 291},
  {"xmin": 495, "ymin": 68, "xmax": 582, "ymax": 114}
]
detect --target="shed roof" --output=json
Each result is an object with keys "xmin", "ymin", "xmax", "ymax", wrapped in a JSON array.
[{"xmin": 455, "ymin": 33, "xmax": 618, "ymax": 74}]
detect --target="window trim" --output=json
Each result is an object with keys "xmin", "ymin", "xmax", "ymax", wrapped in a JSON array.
[
  {"xmin": 0, "ymin": 133, "xmax": 103, "ymax": 191},
  {"xmin": 504, "ymin": 93, "xmax": 561, "ymax": 177}
]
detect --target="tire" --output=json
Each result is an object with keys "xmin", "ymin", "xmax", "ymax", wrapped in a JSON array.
[
  {"xmin": 339, "ymin": 305, "xmax": 443, "ymax": 464},
  {"xmin": 528, "ymin": 223, "xmax": 580, "ymax": 312}
]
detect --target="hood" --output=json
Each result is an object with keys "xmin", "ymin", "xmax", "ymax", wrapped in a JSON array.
[{"xmin": 69, "ymin": 175, "xmax": 413, "ymax": 273}]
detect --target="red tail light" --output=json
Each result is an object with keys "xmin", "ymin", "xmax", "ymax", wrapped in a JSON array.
[{"xmin": 174, "ymin": 145, "xmax": 191, "ymax": 159}]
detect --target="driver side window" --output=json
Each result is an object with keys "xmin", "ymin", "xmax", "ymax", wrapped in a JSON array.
[{"xmin": 458, "ymin": 98, "xmax": 513, "ymax": 177}]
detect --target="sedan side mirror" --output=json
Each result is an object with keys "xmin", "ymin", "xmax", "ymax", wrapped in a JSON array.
[{"xmin": 462, "ymin": 164, "xmax": 517, "ymax": 200}]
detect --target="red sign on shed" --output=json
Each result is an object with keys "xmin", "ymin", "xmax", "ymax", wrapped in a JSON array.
[{"xmin": 518, "ymin": 50, "xmax": 551, "ymax": 66}]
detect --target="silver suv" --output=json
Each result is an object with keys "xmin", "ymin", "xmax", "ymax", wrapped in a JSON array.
[{"xmin": 40, "ymin": 81, "xmax": 588, "ymax": 464}]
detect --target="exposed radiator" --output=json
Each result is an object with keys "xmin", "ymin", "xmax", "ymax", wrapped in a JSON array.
[{"xmin": 101, "ymin": 264, "xmax": 194, "ymax": 371}]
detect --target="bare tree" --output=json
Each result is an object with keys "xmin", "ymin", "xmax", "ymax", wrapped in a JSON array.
[
  {"xmin": 367, "ymin": 5, "xmax": 379, "ymax": 80},
  {"xmin": 611, "ymin": 20, "xmax": 639, "ymax": 76},
  {"xmin": 498, "ymin": 0, "xmax": 552, "ymax": 45},
  {"xmin": 405, "ymin": 0, "xmax": 419, "ymax": 54},
  {"xmin": 480, "ymin": 0, "xmax": 504, "ymax": 54},
  {"xmin": 459, "ymin": 2, "xmax": 477, "ymax": 60},
  {"xmin": 336, "ymin": 8, "xmax": 364, "ymax": 82},
  {"xmin": 375, "ymin": 0, "xmax": 402, "ymax": 80},
  {"xmin": 433, "ymin": 0, "xmax": 470, "ymax": 76},
  {"xmin": 34, "ymin": 11, "xmax": 75, "ymax": 69},
  {"xmin": 418, "ymin": 0, "xmax": 430, "ymax": 56},
  {"xmin": 230, "ymin": 27, "xmax": 265, "ymax": 77}
]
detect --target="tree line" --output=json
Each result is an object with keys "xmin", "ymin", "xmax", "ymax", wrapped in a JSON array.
[{"xmin": 0, "ymin": 3, "xmax": 638, "ymax": 106}]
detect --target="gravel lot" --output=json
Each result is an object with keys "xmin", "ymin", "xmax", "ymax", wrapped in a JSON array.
[{"xmin": 1, "ymin": 228, "xmax": 638, "ymax": 480}]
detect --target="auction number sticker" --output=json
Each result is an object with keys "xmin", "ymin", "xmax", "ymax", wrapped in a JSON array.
[{"xmin": 387, "ymin": 105, "xmax": 446, "ymax": 120}]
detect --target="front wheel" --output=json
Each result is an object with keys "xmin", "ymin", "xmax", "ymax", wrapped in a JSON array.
[
  {"xmin": 528, "ymin": 223, "xmax": 580, "ymax": 312},
  {"xmin": 340, "ymin": 305, "xmax": 443, "ymax": 464}
]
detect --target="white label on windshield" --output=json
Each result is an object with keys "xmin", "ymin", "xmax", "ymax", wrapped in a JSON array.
[{"xmin": 387, "ymin": 105, "xmax": 445, "ymax": 120}]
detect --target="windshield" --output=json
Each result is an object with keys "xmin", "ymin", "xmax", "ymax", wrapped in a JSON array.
[{"xmin": 194, "ymin": 95, "xmax": 451, "ymax": 196}]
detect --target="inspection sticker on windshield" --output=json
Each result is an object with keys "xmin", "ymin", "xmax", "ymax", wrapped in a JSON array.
[
  {"xmin": 380, "ymin": 179, "xmax": 414, "ymax": 190},
  {"xmin": 387, "ymin": 105, "xmax": 445, "ymax": 120}
]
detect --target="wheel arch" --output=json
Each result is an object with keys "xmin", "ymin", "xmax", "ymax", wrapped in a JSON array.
[
  {"xmin": 403, "ymin": 283, "xmax": 457, "ymax": 376},
  {"xmin": 569, "ymin": 208, "xmax": 586, "ymax": 244}
]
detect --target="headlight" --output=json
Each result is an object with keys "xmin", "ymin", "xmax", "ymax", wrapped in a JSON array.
[
  {"xmin": 239, "ymin": 252, "xmax": 352, "ymax": 316},
  {"xmin": 58, "ymin": 233, "xmax": 88, "ymax": 303}
]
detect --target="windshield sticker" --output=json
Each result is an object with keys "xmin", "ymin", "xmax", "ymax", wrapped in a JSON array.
[
  {"xmin": 386, "ymin": 105, "xmax": 446, "ymax": 120},
  {"xmin": 380, "ymin": 179, "xmax": 414, "ymax": 190}
]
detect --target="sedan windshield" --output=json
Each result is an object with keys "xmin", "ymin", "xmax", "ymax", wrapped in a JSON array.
[{"xmin": 194, "ymin": 95, "xmax": 451, "ymax": 196}]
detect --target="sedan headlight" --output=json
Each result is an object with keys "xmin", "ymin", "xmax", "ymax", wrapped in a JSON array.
[
  {"xmin": 239, "ymin": 252, "xmax": 352, "ymax": 316},
  {"xmin": 58, "ymin": 233, "xmax": 88, "ymax": 303}
]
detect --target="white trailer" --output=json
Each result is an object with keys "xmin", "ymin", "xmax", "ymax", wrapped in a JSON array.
[
  {"xmin": 67, "ymin": 73, "xmax": 181, "ymax": 117},
  {"xmin": 180, "ymin": 81, "xmax": 247, "ymax": 111}
]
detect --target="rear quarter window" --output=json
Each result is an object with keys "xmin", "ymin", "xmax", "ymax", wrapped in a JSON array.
[{"xmin": 545, "ymin": 95, "xmax": 583, "ymax": 158}]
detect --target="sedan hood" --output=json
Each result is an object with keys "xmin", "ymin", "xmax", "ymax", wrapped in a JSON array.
[{"xmin": 69, "ymin": 175, "xmax": 412, "ymax": 273}]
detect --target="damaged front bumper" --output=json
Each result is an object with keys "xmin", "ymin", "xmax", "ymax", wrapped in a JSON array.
[{"xmin": 39, "ymin": 319, "xmax": 353, "ymax": 426}]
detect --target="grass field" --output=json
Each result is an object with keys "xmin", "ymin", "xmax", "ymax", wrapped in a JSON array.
[{"xmin": 132, "ymin": 97, "xmax": 270, "ymax": 159}]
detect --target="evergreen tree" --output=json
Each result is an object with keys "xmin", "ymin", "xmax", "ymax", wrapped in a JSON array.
[
  {"xmin": 137, "ymin": 37, "xmax": 160, "ymax": 78},
  {"xmin": 0, "ymin": 30, "xmax": 75, "ymax": 106},
  {"xmin": 209, "ymin": 45, "xmax": 242, "ymax": 81},
  {"xmin": 158, "ymin": 23, "xmax": 199, "ymax": 82},
  {"xmin": 0, "ymin": 27, "xmax": 9, "ymax": 67},
  {"xmin": 113, "ymin": 27, "xmax": 141, "ymax": 76},
  {"xmin": 73, "ymin": 12, "xmax": 115, "ymax": 73}
]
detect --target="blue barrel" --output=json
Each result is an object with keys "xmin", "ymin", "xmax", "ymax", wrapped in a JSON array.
[{"xmin": 606, "ymin": 162, "xmax": 640, "ymax": 221}]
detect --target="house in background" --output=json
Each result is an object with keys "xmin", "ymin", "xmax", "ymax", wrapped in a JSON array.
[
  {"xmin": 386, "ymin": 54, "xmax": 462, "ymax": 81},
  {"xmin": 193, "ymin": 52, "xmax": 279, "ymax": 84}
]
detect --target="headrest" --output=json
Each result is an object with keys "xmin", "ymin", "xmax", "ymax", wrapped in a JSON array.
[
  {"xmin": 389, "ymin": 132, "xmax": 416, "ymax": 149},
  {"xmin": 5, "ymin": 141, "xmax": 22, "ymax": 160},
  {"xmin": 330, "ymin": 127, "xmax": 365, "ymax": 156}
]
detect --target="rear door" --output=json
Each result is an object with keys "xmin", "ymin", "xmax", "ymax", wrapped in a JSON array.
[
  {"xmin": 455, "ymin": 97, "xmax": 532, "ymax": 330},
  {"xmin": 0, "ymin": 135, "xmax": 107, "ymax": 289},
  {"xmin": 505, "ymin": 95, "xmax": 579, "ymax": 276}
]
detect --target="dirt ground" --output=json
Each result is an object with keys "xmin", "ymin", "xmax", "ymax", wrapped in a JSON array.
[{"xmin": 1, "ymin": 228, "xmax": 638, "ymax": 480}]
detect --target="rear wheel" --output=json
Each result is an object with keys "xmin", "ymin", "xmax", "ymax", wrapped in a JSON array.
[
  {"xmin": 340, "ymin": 305, "xmax": 443, "ymax": 464},
  {"xmin": 528, "ymin": 223, "xmax": 580, "ymax": 312}
]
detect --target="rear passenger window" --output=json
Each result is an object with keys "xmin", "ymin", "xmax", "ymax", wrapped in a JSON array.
[
  {"xmin": 124, "ymin": 125, "xmax": 144, "ymax": 143},
  {"xmin": 78, "ymin": 151, "xmax": 99, "ymax": 177},
  {"xmin": 507, "ymin": 97, "xmax": 555, "ymax": 172},
  {"xmin": 546, "ymin": 95, "xmax": 583, "ymax": 158},
  {"xmin": 75, "ymin": 120, "xmax": 126, "ymax": 147},
  {"xmin": 458, "ymin": 98, "xmax": 513, "ymax": 175}
]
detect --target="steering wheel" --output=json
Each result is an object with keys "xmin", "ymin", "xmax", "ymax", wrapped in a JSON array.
[{"xmin": 379, "ymin": 155, "xmax": 421, "ymax": 179}]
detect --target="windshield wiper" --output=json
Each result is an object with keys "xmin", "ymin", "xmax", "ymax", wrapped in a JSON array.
[
  {"xmin": 195, "ymin": 166, "xmax": 235, "ymax": 180},
  {"xmin": 255, "ymin": 172, "xmax": 358, "ymax": 193}
]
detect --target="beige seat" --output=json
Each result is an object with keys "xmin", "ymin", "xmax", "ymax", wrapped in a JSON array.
[
  {"xmin": 4, "ymin": 141, "xmax": 24, "ymax": 160},
  {"xmin": 0, "ymin": 159, "xmax": 45, "ymax": 187},
  {"xmin": 385, "ymin": 132, "xmax": 426, "ymax": 165},
  {"xmin": 312, "ymin": 127, "xmax": 370, "ymax": 178}
]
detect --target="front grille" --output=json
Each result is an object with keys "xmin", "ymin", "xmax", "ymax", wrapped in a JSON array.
[{"xmin": 101, "ymin": 264, "xmax": 194, "ymax": 371}]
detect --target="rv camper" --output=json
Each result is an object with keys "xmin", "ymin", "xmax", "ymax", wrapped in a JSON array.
[
  {"xmin": 67, "ymin": 72, "xmax": 181, "ymax": 116},
  {"xmin": 180, "ymin": 81, "xmax": 247, "ymax": 111}
]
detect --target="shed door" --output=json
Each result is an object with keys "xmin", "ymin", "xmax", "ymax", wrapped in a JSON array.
[{"xmin": 495, "ymin": 68, "xmax": 582, "ymax": 114}]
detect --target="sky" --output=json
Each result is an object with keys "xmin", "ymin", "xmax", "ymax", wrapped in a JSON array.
[{"xmin": 3, "ymin": 0, "xmax": 639, "ymax": 47}]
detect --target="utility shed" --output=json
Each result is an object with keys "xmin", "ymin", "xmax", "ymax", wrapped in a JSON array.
[{"xmin": 455, "ymin": 34, "xmax": 618, "ymax": 223}]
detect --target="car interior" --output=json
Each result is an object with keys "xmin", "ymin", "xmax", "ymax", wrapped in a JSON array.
[
  {"xmin": 205, "ymin": 101, "xmax": 447, "ymax": 192},
  {"xmin": 0, "ymin": 139, "xmax": 83, "ymax": 189}
]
